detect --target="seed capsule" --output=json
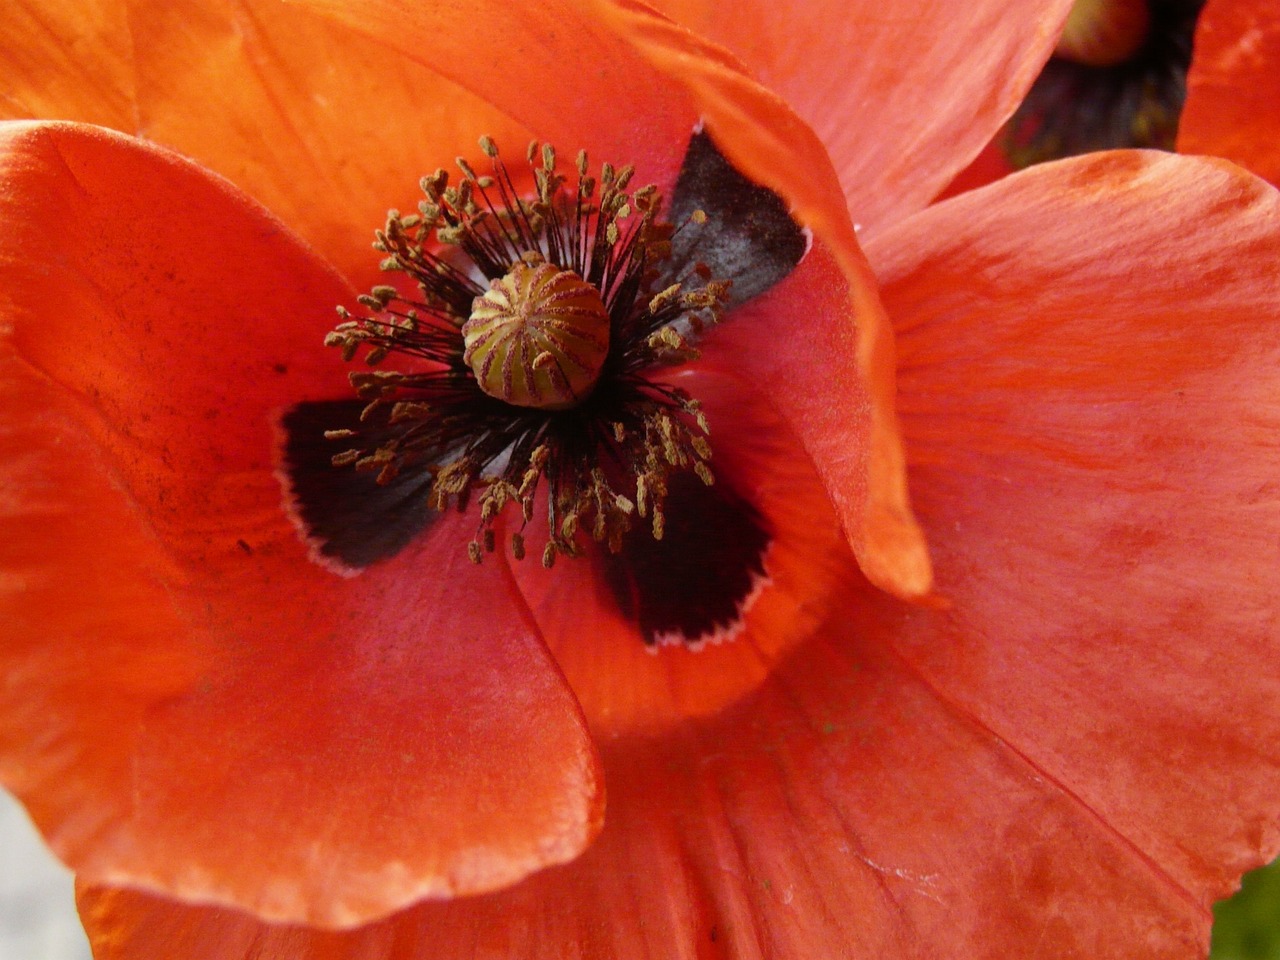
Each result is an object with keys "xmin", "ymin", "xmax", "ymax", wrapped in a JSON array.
[{"xmin": 463, "ymin": 259, "xmax": 611, "ymax": 410}]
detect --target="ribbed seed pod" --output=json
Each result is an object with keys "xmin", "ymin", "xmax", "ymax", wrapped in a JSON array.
[{"xmin": 463, "ymin": 260, "xmax": 611, "ymax": 410}]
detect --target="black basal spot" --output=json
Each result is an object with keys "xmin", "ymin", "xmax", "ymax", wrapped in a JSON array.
[
  {"xmin": 279, "ymin": 400, "xmax": 436, "ymax": 570},
  {"xmin": 600, "ymin": 471, "xmax": 771, "ymax": 647},
  {"xmin": 669, "ymin": 129, "xmax": 808, "ymax": 306}
]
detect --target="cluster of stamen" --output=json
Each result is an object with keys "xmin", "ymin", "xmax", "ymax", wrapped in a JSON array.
[{"xmin": 323, "ymin": 137, "xmax": 730, "ymax": 566}]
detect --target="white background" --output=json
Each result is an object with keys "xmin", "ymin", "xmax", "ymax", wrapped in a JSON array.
[{"xmin": 0, "ymin": 791, "xmax": 90, "ymax": 960}]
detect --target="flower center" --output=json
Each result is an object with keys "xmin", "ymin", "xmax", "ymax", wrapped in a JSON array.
[
  {"xmin": 321, "ymin": 138, "xmax": 729, "ymax": 567},
  {"xmin": 462, "ymin": 258, "xmax": 610, "ymax": 410},
  {"xmin": 1057, "ymin": 0, "xmax": 1151, "ymax": 67}
]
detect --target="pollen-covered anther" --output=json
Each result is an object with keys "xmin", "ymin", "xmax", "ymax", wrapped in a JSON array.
[{"xmin": 462, "ymin": 259, "xmax": 611, "ymax": 410}]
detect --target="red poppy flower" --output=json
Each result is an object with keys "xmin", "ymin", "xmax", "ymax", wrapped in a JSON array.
[{"xmin": 4, "ymin": 2, "xmax": 1280, "ymax": 959}]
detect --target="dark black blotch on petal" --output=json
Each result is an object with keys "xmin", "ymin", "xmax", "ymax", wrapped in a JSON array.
[
  {"xmin": 601, "ymin": 472, "xmax": 771, "ymax": 646},
  {"xmin": 279, "ymin": 400, "xmax": 437, "ymax": 569},
  {"xmin": 669, "ymin": 129, "xmax": 807, "ymax": 307}
]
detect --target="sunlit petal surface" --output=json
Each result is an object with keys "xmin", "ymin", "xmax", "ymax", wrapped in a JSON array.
[
  {"xmin": 645, "ymin": 0, "xmax": 1074, "ymax": 233},
  {"xmin": 0, "ymin": 0, "xmax": 530, "ymax": 285},
  {"xmin": 0, "ymin": 121, "xmax": 601, "ymax": 927},
  {"xmin": 2, "ymin": 2, "xmax": 1280, "ymax": 958}
]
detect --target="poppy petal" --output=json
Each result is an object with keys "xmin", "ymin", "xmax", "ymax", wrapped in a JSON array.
[
  {"xmin": 0, "ymin": 0, "xmax": 531, "ymax": 285},
  {"xmin": 0, "ymin": 1, "xmax": 136, "ymax": 130},
  {"xmin": 867, "ymin": 150, "xmax": 1280, "ymax": 906},
  {"xmin": 643, "ymin": 0, "xmax": 1076, "ymax": 233},
  {"xmin": 78, "ymin": 598, "xmax": 1211, "ymax": 958},
  {"xmin": 510, "ymin": 368, "xmax": 854, "ymax": 734},
  {"xmin": 936, "ymin": 139, "xmax": 1017, "ymax": 201},
  {"xmin": 0, "ymin": 121, "xmax": 601, "ymax": 925},
  {"xmin": 591, "ymin": 0, "xmax": 931, "ymax": 598},
  {"xmin": 1178, "ymin": 0, "xmax": 1280, "ymax": 186},
  {"xmin": 290, "ymin": 0, "xmax": 697, "ymax": 189}
]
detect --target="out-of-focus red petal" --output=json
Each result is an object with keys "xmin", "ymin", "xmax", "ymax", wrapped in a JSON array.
[
  {"xmin": 867, "ymin": 150, "xmax": 1280, "ymax": 907},
  {"xmin": 0, "ymin": 121, "xmax": 601, "ymax": 925},
  {"xmin": 0, "ymin": 0, "xmax": 530, "ymax": 285},
  {"xmin": 511, "ymin": 368, "xmax": 852, "ymax": 735},
  {"xmin": 79, "ymin": 593, "xmax": 1212, "ymax": 958},
  {"xmin": 591, "ymin": 0, "xmax": 931, "ymax": 598},
  {"xmin": 0, "ymin": 1, "xmax": 136, "ymax": 129},
  {"xmin": 291, "ymin": 0, "xmax": 695, "ymax": 191},
  {"xmin": 645, "ymin": 0, "xmax": 1074, "ymax": 233},
  {"xmin": 1178, "ymin": 0, "xmax": 1280, "ymax": 185},
  {"xmin": 935, "ymin": 139, "xmax": 1017, "ymax": 200}
]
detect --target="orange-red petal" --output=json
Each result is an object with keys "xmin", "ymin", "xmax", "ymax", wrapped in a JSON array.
[
  {"xmin": 0, "ymin": 121, "xmax": 601, "ymax": 925},
  {"xmin": 644, "ymin": 0, "xmax": 1075, "ymax": 233},
  {"xmin": 76, "ymin": 148, "xmax": 1280, "ymax": 960},
  {"xmin": 0, "ymin": 1, "xmax": 137, "ymax": 130},
  {"xmin": 0, "ymin": 0, "xmax": 531, "ymax": 284},
  {"xmin": 292, "ymin": 0, "xmax": 696, "ymax": 190},
  {"xmin": 78, "ymin": 597, "xmax": 1211, "ymax": 959},
  {"xmin": 936, "ymin": 138, "xmax": 1017, "ymax": 200},
  {"xmin": 591, "ymin": 0, "xmax": 930, "ymax": 597},
  {"xmin": 868, "ymin": 150, "xmax": 1280, "ymax": 906},
  {"xmin": 1178, "ymin": 0, "xmax": 1280, "ymax": 186}
]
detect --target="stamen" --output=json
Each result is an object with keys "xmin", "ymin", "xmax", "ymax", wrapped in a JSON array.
[{"xmin": 322, "ymin": 137, "xmax": 731, "ymax": 566}]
